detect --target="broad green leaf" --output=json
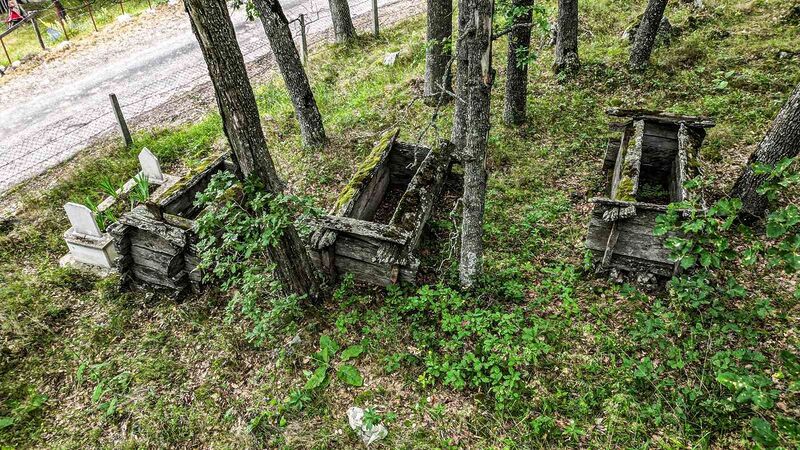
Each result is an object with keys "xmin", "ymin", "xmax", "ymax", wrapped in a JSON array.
[
  {"xmin": 680, "ymin": 255, "xmax": 696, "ymax": 269},
  {"xmin": 751, "ymin": 417, "xmax": 779, "ymax": 449},
  {"xmin": 780, "ymin": 350, "xmax": 800, "ymax": 377},
  {"xmin": 766, "ymin": 221, "xmax": 787, "ymax": 239},
  {"xmin": 340, "ymin": 345, "xmax": 364, "ymax": 361},
  {"xmin": 305, "ymin": 366, "xmax": 328, "ymax": 390},
  {"xmin": 320, "ymin": 335, "xmax": 339, "ymax": 355},
  {"xmin": 92, "ymin": 383, "xmax": 105, "ymax": 403},
  {"xmin": 776, "ymin": 415, "xmax": 800, "ymax": 439},
  {"xmin": 0, "ymin": 417, "xmax": 14, "ymax": 430},
  {"xmin": 337, "ymin": 364, "xmax": 364, "ymax": 387}
]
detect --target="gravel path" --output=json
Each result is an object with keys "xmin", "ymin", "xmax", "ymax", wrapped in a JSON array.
[{"xmin": 0, "ymin": 0, "xmax": 423, "ymax": 196}]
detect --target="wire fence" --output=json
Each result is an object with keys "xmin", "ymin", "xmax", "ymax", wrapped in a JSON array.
[{"xmin": 0, "ymin": 0, "xmax": 424, "ymax": 196}]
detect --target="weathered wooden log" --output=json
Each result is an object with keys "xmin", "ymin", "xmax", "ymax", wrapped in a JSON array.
[
  {"xmin": 308, "ymin": 215, "xmax": 412, "ymax": 245},
  {"xmin": 605, "ymin": 108, "xmax": 716, "ymax": 128},
  {"xmin": 118, "ymin": 206, "xmax": 187, "ymax": 250}
]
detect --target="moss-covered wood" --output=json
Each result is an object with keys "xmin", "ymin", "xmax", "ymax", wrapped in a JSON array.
[
  {"xmin": 109, "ymin": 154, "xmax": 233, "ymax": 295},
  {"xmin": 310, "ymin": 133, "xmax": 454, "ymax": 286},
  {"xmin": 586, "ymin": 110, "xmax": 714, "ymax": 278}
]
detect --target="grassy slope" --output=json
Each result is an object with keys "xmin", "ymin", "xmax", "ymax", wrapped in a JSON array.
[{"xmin": 1, "ymin": 0, "xmax": 799, "ymax": 447}]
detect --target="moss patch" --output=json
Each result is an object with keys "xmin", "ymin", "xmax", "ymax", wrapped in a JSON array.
[{"xmin": 333, "ymin": 128, "xmax": 399, "ymax": 213}]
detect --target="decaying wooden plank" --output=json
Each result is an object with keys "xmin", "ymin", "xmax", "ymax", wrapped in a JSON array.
[
  {"xmin": 605, "ymin": 108, "xmax": 716, "ymax": 128},
  {"xmin": 611, "ymin": 120, "xmax": 644, "ymax": 203},
  {"xmin": 118, "ymin": 206, "xmax": 187, "ymax": 249},
  {"xmin": 600, "ymin": 221, "xmax": 620, "ymax": 269},
  {"xmin": 390, "ymin": 141, "xmax": 454, "ymax": 250},
  {"xmin": 590, "ymin": 197, "xmax": 671, "ymax": 212},
  {"xmin": 156, "ymin": 153, "xmax": 229, "ymax": 216},
  {"xmin": 309, "ymin": 215, "xmax": 411, "ymax": 245},
  {"xmin": 336, "ymin": 129, "xmax": 399, "ymax": 217},
  {"xmin": 311, "ymin": 129, "xmax": 399, "ymax": 250},
  {"xmin": 389, "ymin": 141, "xmax": 431, "ymax": 183},
  {"xmin": 643, "ymin": 121, "xmax": 679, "ymax": 140},
  {"xmin": 333, "ymin": 253, "xmax": 418, "ymax": 286},
  {"xmin": 610, "ymin": 124, "xmax": 633, "ymax": 199},
  {"xmin": 351, "ymin": 166, "xmax": 390, "ymax": 220},
  {"xmin": 604, "ymin": 139, "xmax": 621, "ymax": 171},
  {"xmin": 131, "ymin": 264, "xmax": 187, "ymax": 290},
  {"xmin": 586, "ymin": 208, "xmax": 674, "ymax": 265},
  {"xmin": 130, "ymin": 244, "xmax": 183, "ymax": 277}
]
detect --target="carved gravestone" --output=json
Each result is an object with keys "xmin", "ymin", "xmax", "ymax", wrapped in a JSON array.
[
  {"xmin": 61, "ymin": 202, "xmax": 118, "ymax": 270},
  {"xmin": 64, "ymin": 202, "xmax": 102, "ymax": 237},
  {"xmin": 138, "ymin": 148, "xmax": 164, "ymax": 183}
]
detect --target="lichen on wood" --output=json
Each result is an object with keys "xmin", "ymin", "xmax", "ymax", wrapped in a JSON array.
[{"xmin": 334, "ymin": 128, "xmax": 399, "ymax": 212}]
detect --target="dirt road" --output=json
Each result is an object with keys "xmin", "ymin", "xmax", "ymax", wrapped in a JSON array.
[{"xmin": 0, "ymin": 0, "xmax": 421, "ymax": 196}]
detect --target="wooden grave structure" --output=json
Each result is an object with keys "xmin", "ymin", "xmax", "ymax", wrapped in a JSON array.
[
  {"xmin": 585, "ymin": 109, "xmax": 715, "ymax": 276},
  {"xmin": 108, "ymin": 153, "xmax": 236, "ymax": 294},
  {"xmin": 61, "ymin": 148, "xmax": 177, "ymax": 274},
  {"xmin": 308, "ymin": 129, "xmax": 454, "ymax": 286}
]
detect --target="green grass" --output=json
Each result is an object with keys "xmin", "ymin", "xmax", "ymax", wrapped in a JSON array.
[{"xmin": 1, "ymin": 0, "xmax": 799, "ymax": 447}]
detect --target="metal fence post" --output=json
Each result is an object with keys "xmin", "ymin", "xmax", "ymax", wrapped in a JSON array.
[
  {"xmin": 109, "ymin": 93, "xmax": 132, "ymax": 147},
  {"xmin": 299, "ymin": 14, "xmax": 308, "ymax": 66},
  {"xmin": 85, "ymin": 0, "xmax": 98, "ymax": 31},
  {"xmin": 30, "ymin": 16, "xmax": 45, "ymax": 50},
  {"xmin": 118, "ymin": 0, "xmax": 125, "ymax": 15},
  {"xmin": 371, "ymin": 0, "xmax": 379, "ymax": 36}
]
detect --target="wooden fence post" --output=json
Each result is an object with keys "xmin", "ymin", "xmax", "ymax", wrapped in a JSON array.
[
  {"xmin": 58, "ymin": 15, "xmax": 69, "ymax": 40},
  {"xmin": 0, "ymin": 37, "xmax": 9, "ymax": 65},
  {"xmin": 109, "ymin": 93, "xmax": 132, "ymax": 147},
  {"xmin": 299, "ymin": 13, "xmax": 308, "ymax": 66},
  {"xmin": 371, "ymin": 0, "xmax": 379, "ymax": 36},
  {"xmin": 30, "ymin": 15, "xmax": 45, "ymax": 50},
  {"xmin": 85, "ymin": 0, "xmax": 98, "ymax": 31}
]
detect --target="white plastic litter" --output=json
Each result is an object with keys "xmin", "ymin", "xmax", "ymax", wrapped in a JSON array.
[{"xmin": 347, "ymin": 407, "xmax": 388, "ymax": 446}]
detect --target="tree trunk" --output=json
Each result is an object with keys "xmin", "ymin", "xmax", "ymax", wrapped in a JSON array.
[
  {"xmin": 731, "ymin": 84, "xmax": 800, "ymax": 219},
  {"xmin": 503, "ymin": 0, "xmax": 533, "ymax": 125},
  {"xmin": 629, "ymin": 0, "xmax": 668, "ymax": 71},
  {"xmin": 459, "ymin": 0, "xmax": 493, "ymax": 289},
  {"xmin": 185, "ymin": 0, "xmax": 321, "ymax": 299},
  {"xmin": 253, "ymin": 0, "xmax": 327, "ymax": 148},
  {"xmin": 424, "ymin": 0, "xmax": 453, "ymax": 105},
  {"xmin": 553, "ymin": 0, "xmax": 579, "ymax": 74},
  {"xmin": 328, "ymin": 0, "xmax": 357, "ymax": 43},
  {"xmin": 451, "ymin": 0, "xmax": 469, "ymax": 150}
]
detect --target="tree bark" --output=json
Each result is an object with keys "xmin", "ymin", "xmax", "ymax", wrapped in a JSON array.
[
  {"xmin": 185, "ymin": 0, "xmax": 321, "ymax": 299},
  {"xmin": 459, "ymin": 0, "xmax": 493, "ymax": 289},
  {"xmin": 731, "ymin": 83, "xmax": 800, "ymax": 219},
  {"xmin": 328, "ymin": 0, "xmax": 357, "ymax": 43},
  {"xmin": 503, "ymin": 0, "xmax": 533, "ymax": 125},
  {"xmin": 253, "ymin": 0, "xmax": 327, "ymax": 148},
  {"xmin": 424, "ymin": 0, "xmax": 453, "ymax": 105},
  {"xmin": 553, "ymin": 0, "xmax": 579, "ymax": 74},
  {"xmin": 629, "ymin": 0, "xmax": 668, "ymax": 71},
  {"xmin": 451, "ymin": 0, "xmax": 470, "ymax": 150}
]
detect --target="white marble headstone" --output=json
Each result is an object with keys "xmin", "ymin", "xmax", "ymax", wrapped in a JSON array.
[
  {"xmin": 138, "ymin": 148, "xmax": 163, "ymax": 182},
  {"xmin": 64, "ymin": 202, "xmax": 102, "ymax": 237}
]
